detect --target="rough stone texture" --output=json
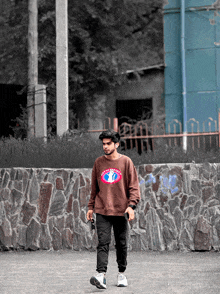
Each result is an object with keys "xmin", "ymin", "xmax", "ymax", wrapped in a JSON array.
[
  {"xmin": 1, "ymin": 164, "xmax": 220, "ymax": 251},
  {"xmin": 38, "ymin": 183, "xmax": 53, "ymax": 223},
  {"xmin": 26, "ymin": 218, "xmax": 41, "ymax": 250},
  {"xmin": 21, "ymin": 201, "xmax": 36, "ymax": 226},
  {"xmin": 194, "ymin": 216, "xmax": 212, "ymax": 251}
]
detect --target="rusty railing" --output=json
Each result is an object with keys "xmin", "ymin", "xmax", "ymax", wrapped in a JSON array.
[{"xmin": 84, "ymin": 114, "xmax": 220, "ymax": 153}]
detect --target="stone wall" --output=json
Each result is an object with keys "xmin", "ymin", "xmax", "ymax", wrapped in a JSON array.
[{"xmin": 0, "ymin": 163, "xmax": 220, "ymax": 252}]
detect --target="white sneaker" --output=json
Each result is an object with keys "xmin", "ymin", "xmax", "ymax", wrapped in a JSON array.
[
  {"xmin": 90, "ymin": 272, "xmax": 107, "ymax": 289},
  {"xmin": 117, "ymin": 273, "xmax": 128, "ymax": 287}
]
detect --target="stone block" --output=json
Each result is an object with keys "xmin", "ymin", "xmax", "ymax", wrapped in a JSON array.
[
  {"xmin": 29, "ymin": 175, "xmax": 39, "ymax": 204},
  {"xmin": 52, "ymin": 227, "xmax": 62, "ymax": 250},
  {"xmin": 12, "ymin": 228, "xmax": 18, "ymax": 249},
  {"xmin": 17, "ymin": 224, "xmax": 27, "ymax": 248},
  {"xmin": 38, "ymin": 182, "xmax": 53, "ymax": 223},
  {"xmin": 72, "ymin": 231, "xmax": 81, "ymax": 251},
  {"xmin": 21, "ymin": 201, "xmax": 36, "ymax": 226},
  {"xmin": 79, "ymin": 173, "xmax": 86, "ymax": 187},
  {"xmin": 80, "ymin": 209, "xmax": 87, "ymax": 223},
  {"xmin": 2, "ymin": 172, "xmax": 10, "ymax": 188},
  {"xmin": 26, "ymin": 218, "xmax": 41, "ymax": 250},
  {"xmin": 139, "ymin": 165, "xmax": 147, "ymax": 178},
  {"xmin": 0, "ymin": 218, "xmax": 12, "ymax": 248},
  {"xmin": 212, "ymin": 226, "xmax": 220, "ymax": 251},
  {"xmin": 56, "ymin": 177, "xmax": 64, "ymax": 190},
  {"xmin": 173, "ymin": 207, "xmax": 183, "ymax": 233},
  {"xmin": 14, "ymin": 180, "xmax": 22, "ymax": 192},
  {"xmin": 215, "ymin": 183, "xmax": 220, "ymax": 201},
  {"xmin": 193, "ymin": 201, "xmax": 202, "ymax": 217},
  {"xmin": 148, "ymin": 191, "xmax": 159, "ymax": 209},
  {"xmin": 40, "ymin": 224, "xmax": 52, "ymax": 250},
  {"xmin": 163, "ymin": 226, "xmax": 178, "ymax": 251},
  {"xmin": 194, "ymin": 216, "xmax": 212, "ymax": 251},
  {"xmin": 145, "ymin": 208, "xmax": 165, "ymax": 251},
  {"xmin": 79, "ymin": 186, "xmax": 87, "ymax": 208},
  {"xmin": 80, "ymin": 221, "xmax": 93, "ymax": 250},
  {"xmin": 130, "ymin": 229, "xmax": 142, "ymax": 251},
  {"xmin": 11, "ymin": 189, "xmax": 23, "ymax": 206},
  {"xmin": 202, "ymin": 187, "xmax": 214, "ymax": 204},
  {"xmin": 22, "ymin": 170, "xmax": 29, "ymax": 193},
  {"xmin": 57, "ymin": 215, "xmax": 65, "ymax": 232},
  {"xmin": 179, "ymin": 227, "xmax": 194, "ymax": 251},
  {"xmin": 182, "ymin": 171, "xmax": 191, "ymax": 194},
  {"xmin": 72, "ymin": 177, "xmax": 79, "ymax": 199},
  {"xmin": 10, "ymin": 214, "xmax": 18, "ymax": 229},
  {"xmin": 62, "ymin": 228, "xmax": 73, "ymax": 249},
  {"xmin": 207, "ymin": 199, "xmax": 220, "ymax": 207},
  {"xmin": 66, "ymin": 213, "xmax": 74, "ymax": 231},
  {"xmin": 48, "ymin": 216, "xmax": 56, "ymax": 235},
  {"xmin": 162, "ymin": 214, "xmax": 178, "ymax": 238},
  {"xmin": 168, "ymin": 196, "xmax": 179, "ymax": 215},
  {"xmin": 139, "ymin": 212, "xmax": 147, "ymax": 229},
  {"xmin": 4, "ymin": 201, "xmax": 12, "ymax": 217},
  {"xmin": 191, "ymin": 180, "xmax": 201, "ymax": 197},
  {"xmin": 154, "ymin": 210, "xmax": 164, "ymax": 224},
  {"xmin": 49, "ymin": 191, "xmax": 65, "ymax": 216},
  {"xmin": 185, "ymin": 196, "xmax": 198, "ymax": 207},
  {"xmin": 0, "ymin": 188, "xmax": 10, "ymax": 201},
  {"xmin": 73, "ymin": 200, "xmax": 80, "ymax": 219}
]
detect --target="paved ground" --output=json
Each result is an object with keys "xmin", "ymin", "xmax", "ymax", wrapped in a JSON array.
[{"xmin": 0, "ymin": 249, "xmax": 220, "ymax": 294}]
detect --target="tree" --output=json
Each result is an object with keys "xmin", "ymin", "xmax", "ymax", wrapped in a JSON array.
[{"xmin": 1, "ymin": 0, "xmax": 164, "ymax": 136}]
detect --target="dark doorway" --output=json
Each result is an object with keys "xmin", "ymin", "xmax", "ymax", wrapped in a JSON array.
[
  {"xmin": 116, "ymin": 99, "xmax": 152, "ymax": 125},
  {"xmin": 0, "ymin": 84, "xmax": 27, "ymax": 137},
  {"xmin": 116, "ymin": 99, "xmax": 153, "ymax": 154}
]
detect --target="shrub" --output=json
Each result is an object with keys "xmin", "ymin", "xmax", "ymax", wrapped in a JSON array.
[{"xmin": 0, "ymin": 134, "xmax": 219, "ymax": 169}]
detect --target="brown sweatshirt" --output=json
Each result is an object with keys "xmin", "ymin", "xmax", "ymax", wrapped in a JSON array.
[{"xmin": 88, "ymin": 155, "xmax": 140, "ymax": 216}]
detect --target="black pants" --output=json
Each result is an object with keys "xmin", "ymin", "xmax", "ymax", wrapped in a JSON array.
[{"xmin": 96, "ymin": 213, "xmax": 128, "ymax": 273}]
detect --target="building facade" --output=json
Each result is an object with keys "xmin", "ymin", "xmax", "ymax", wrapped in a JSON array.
[{"xmin": 164, "ymin": 0, "xmax": 220, "ymax": 133}]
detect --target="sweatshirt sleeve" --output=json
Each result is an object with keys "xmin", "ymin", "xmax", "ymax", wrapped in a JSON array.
[
  {"xmin": 88, "ymin": 162, "xmax": 99, "ymax": 210},
  {"xmin": 127, "ymin": 159, "xmax": 141, "ymax": 206}
]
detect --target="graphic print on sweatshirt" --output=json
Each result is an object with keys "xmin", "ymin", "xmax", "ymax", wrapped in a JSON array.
[{"xmin": 101, "ymin": 168, "xmax": 122, "ymax": 184}]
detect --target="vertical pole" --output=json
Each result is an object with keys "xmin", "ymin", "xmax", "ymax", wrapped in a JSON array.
[
  {"xmin": 35, "ymin": 85, "xmax": 47, "ymax": 141},
  {"xmin": 181, "ymin": 0, "xmax": 187, "ymax": 152},
  {"xmin": 27, "ymin": 0, "xmax": 38, "ymax": 139},
  {"xmin": 113, "ymin": 118, "xmax": 118, "ymax": 132},
  {"xmin": 56, "ymin": 0, "xmax": 69, "ymax": 136}
]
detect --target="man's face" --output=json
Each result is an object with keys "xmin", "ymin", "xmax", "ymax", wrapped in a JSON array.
[{"xmin": 102, "ymin": 138, "xmax": 118, "ymax": 155}]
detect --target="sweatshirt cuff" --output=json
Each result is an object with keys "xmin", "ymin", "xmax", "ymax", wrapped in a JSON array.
[{"xmin": 128, "ymin": 204, "xmax": 136, "ymax": 210}]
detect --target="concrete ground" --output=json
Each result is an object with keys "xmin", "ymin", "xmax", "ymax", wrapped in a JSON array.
[{"xmin": 0, "ymin": 250, "xmax": 220, "ymax": 294}]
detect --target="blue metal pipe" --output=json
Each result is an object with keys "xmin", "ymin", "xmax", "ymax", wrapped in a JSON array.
[{"xmin": 181, "ymin": 0, "xmax": 187, "ymax": 151}]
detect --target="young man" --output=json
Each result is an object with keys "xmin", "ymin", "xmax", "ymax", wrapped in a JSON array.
[{"xmin": 87, "ymin": 129, "xmax": 140, "ymax": 289}]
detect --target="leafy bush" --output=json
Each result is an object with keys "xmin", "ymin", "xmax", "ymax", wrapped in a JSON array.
[{"xmin": 0, "ymin": 134, "xmax": 219, "ymax": 169}]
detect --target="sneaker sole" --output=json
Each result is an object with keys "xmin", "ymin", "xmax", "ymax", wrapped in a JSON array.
[
  {"xmin": 117, "ymin": 284, "xmax": 128, "ymax": 287},
  {"xmin": 90, "ymin": 276, "xmax": 106, "ymax": 289}
]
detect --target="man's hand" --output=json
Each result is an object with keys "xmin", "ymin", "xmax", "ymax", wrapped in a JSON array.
[
  {"xmin": 124, "ymin": 207, "xmax": 135, "ymax": 222},
  {"xmin": 87, "ymin": 209, "xmax": 94, "ymax": 221}
]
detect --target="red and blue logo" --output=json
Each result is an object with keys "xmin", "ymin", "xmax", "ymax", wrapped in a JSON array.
[{"xmin": 101, "ymin": 168, "xmax": 122, "ymax": 184}]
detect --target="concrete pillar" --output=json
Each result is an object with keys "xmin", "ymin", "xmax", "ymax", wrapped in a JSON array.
[
  {"xmin": 56, "ymin": 0, "xmax": 69, "ymax": 136},
  {"xmin": 35, "ymin": 84, "xmax": 47, "ymax": 141}
]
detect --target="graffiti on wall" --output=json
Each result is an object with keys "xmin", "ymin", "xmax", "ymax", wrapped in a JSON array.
[{"xmin": 140, "ymin": 173, "xmax": 178, "ymax": 195}]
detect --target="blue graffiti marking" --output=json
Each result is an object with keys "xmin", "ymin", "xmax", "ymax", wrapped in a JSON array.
[
  {"xmin": 139, "ymin": 173, "xmax": 178, "ymax": 194},
  {"xmin": 169, "ymin": 175, "xmax": 179, "ymax": 194},
  {"xmin": 139, "ymin": 179, "xmax": 145, "ymax": 185},
  {"xmin": 159, "ymin": 175, "xmax": 178, "ymax": 195},
  {"xmin": 145, "ymin": 173, "xmax": 156, "ymax": 185}
]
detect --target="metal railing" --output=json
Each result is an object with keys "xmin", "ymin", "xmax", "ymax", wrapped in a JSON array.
[{"xmin": 85, "ymin": 114, "xmax": 220, "ymax": 153}]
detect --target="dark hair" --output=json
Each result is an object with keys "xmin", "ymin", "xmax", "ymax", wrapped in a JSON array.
[{"xmin": 99, "ymin": 129, "xmax": 120, "ymax": 143}]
